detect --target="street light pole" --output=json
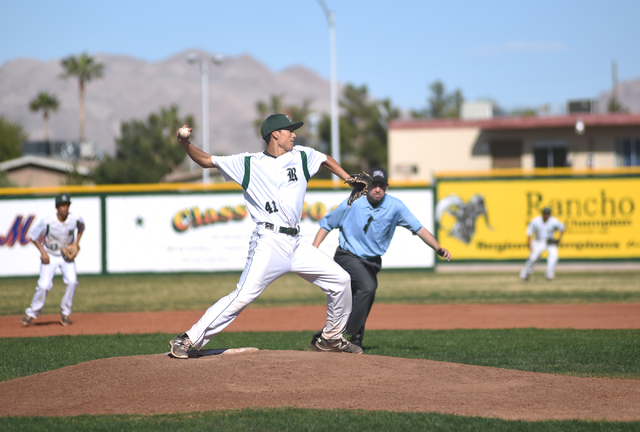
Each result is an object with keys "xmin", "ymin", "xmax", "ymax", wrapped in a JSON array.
[
  {"xmin": 188, "ymin": 53, "xmax": 223, "ymax": 184},
  {"xmin": 201, "ymin": 59, "xmax": 210, "ymax": 183},
  {"xmin": 317, "ymin": 0, "xmax": 340, "ymax": 178}
]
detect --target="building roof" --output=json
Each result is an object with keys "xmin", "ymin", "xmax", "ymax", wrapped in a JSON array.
[
  {"xmin": 0, "ymin": 156, "xmax": 90, "ymax": 175},
  {"xmin": 389, "ymin": 113, "xmax": 640, "ymax": 131}
]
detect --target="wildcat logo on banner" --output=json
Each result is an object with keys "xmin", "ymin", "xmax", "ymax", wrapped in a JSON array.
[{"xmin": 436, "ymin": 176, "xmax": 640, "ymax": 260}]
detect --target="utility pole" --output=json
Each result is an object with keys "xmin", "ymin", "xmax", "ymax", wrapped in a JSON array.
[
  {"xmin": 188, "ymin": 53, "xmax": 224, "ymax": 183},
  {"xmin": 317, "ymin": 0, "xmax": 340, "ymax": 181}
]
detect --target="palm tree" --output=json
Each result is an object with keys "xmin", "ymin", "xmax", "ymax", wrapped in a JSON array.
[
  {"xmin": 29, "ymin": 92, "xmax": 60, "ymax": 142},
  {"xmin": 253, "ymin": 94, "xmax": 312, "ymax": 138},
  {"xmin": 59, "ymin": 52, "xmax": 105, "ymax": 142},
  {"xmin": 253, "ymin": 94, "xmax": 285, "ymax": 133}
]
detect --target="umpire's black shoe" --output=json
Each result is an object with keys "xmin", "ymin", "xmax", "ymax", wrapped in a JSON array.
[
  {"xmin": 309, "ymin": 331, "xmax": 322, "ymax": 348},
  {"xmin": 349, "ymin": 337, "xmax": 362, "ymax": 349},
  {"xmin": 311, "ymin": 336, "xmax": 363, "ymax": 354},
  {"xmin": 169, "ymin": 333, "xmax": 193, "ymax": 359}
]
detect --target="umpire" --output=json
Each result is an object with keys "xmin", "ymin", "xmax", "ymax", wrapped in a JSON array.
[{"xmin": 311, "ymin": 167, "xmax": 451, "ymax": 349}]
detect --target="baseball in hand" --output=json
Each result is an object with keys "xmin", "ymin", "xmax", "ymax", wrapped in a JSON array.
[{"xmin": 178, "ymin": 127, "xmax": 191, "ymax": 139}]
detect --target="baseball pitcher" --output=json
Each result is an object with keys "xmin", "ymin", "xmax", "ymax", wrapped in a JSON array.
[{"xmin": 168, "ymin": 114, "xmax": 365, "ymax": 358}]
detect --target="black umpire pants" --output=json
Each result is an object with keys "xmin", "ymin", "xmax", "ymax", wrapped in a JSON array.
[{"xmin": 314, "ymin": 246, "xmax": 382, "ymax": 345}]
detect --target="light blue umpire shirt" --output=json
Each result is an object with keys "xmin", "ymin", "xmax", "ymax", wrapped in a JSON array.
[{"xmin": 318, "ymin": 194, "xmax": 424, "ymax": 259}]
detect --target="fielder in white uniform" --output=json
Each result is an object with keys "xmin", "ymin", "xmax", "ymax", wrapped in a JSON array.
[
  {"xmin": 22, "ymin": 194, "xmax": 85, "ymax": 326},
  {"xmin": 520, "ymin": 207, "xmax": 565, "ymax": 281},
  {"xmin": 169, "ymin": 114, "xmax": 362, "ymax": 358}
]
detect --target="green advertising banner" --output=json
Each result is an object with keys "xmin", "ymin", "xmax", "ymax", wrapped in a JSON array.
[{"xmin": 436, "ymin": 176, "xmax": 640, "ymax": 260}]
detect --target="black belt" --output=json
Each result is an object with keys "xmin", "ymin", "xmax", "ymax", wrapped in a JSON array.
[{"xmin": 264, "ymin": 223, "xmax": 299, "ymax": 236}]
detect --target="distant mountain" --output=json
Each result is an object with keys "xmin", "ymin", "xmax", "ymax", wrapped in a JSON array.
[
  {"xmin": 597, "ymin": 77, "xmax": 640, "ymax": 113},
  {"xmin": 0, "ymin": 50, "xmax": 332, "ymax": 156},
  {"xmin": 3, "ymin": 50, "xmax": 639, "ymax": 159}
]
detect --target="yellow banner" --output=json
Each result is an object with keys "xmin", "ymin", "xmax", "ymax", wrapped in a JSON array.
[{"xmin": 436, "ymin": 177, "xmax": 640, "ymax": 260}]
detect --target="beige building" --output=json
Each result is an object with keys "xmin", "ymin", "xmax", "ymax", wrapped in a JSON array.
[
  {"xmin": 0, "ymin": 156, "xmax": 91, "ymax": 187},
  {"xmin": 389, "ymin": 113, "xmax": 640, "ymax": 181}
]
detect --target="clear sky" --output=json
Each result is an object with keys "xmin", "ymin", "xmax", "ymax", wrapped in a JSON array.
[{"xmin": 2, "ymin": 0, "xmax": 638, "ymax": 113}]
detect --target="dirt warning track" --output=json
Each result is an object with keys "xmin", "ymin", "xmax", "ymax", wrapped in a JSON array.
[{"xmin": 4, "ymin": 303, "xmax": 640, "ymax": 338}]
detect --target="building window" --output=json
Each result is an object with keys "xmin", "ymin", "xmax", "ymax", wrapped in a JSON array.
[
  {"xmin": 491, "ymin": 140, "xmax": 522, "ymax": 168},
  {"xmin": 532, "ymin": 141, "xmax": 569, "ymax": 168},
  {"xmin": 615, "ymin": 138, "xmax": 640, "ymax": 166}
]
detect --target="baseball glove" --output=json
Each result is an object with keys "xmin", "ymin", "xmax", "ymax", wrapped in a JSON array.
[
  {"xmin": 546, "ymin": 239, "xmax": 560, "ymax": 245},
  {"xmin": 61, "ymin": 244, "xmax": 80, "ymax": 261},
  {"xmin": 345, "ymin": 172, "xmax": 373, "ymax": 206}
]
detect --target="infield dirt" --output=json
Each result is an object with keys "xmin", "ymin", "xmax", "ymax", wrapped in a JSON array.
[{"xmin": 3, "ymin": 303, "xmax": 640, "ymax": 421}]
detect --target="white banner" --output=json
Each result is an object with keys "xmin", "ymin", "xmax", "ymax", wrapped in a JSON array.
[
  {"xmin": 0, "ymin": 197, "xmax": 102, "ymax": 276},
  {"xmin": 105, "ymin": 189, "xmax": 435, "ymax": 273},
  {"xmin": 106, "ymin": 193, "xmax": 252, "ymax": 273}
]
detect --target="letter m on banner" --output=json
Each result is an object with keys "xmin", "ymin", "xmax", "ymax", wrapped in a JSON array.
[{"xmin": 0, "ymin": 215, "xmax": 35, "ymax": 247}]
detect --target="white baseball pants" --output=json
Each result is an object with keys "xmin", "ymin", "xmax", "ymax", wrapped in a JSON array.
[
  {"xmin": 187, "ymin": 227, "xmax": 352, "ymax": 349},
  {"xmin": 520, "ymin": 239, "xmax": 559, "ymax": 280},
  {"xmin": 25, "ymin": 254, "xmax": 78, "ymax": 318}
]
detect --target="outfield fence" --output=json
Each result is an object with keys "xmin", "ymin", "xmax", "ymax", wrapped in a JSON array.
[
  {"xmin": 435, "ymin": 169, "xmax": 640, "ymax": 263},
  {"xmin": 0, "ymin": 181, "xmax": 434, "ymax": 276},
  {"xmin": 3, "ymin": 168, "xmax": 639, "ymax": 277}
]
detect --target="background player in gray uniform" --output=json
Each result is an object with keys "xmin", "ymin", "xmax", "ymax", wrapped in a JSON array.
[
  {"xmin": 310, "ymin": 167, "xmax": 451, "ymax": 349},
  {"xmin": 520, "ymin": 207, "xmax": 565, "ymax": 281},
  {"xmin": 169, "ymin": 114, "xmax": 362, "ymax": 358},
  {"xmin": 22, "ymin": 194, "xmax": 85, "ymax": 326}
]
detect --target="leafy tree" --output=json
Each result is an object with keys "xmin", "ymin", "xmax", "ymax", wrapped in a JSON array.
[
  {"xmin": 0, "ymin": 115, "xmax": 27, "ymax": 162},
  {"xmin": 412, "ymin": 80, "xmax": 464, "ymax": 119},
  {"xmin": 253, "ymin": 95, "xmax": 313, "ymax": 146},
  {"xmin": 91, "ymin": 106, "xmax": 195, "ymax": 184},
  {"xmin": 29, "ymin": 92, "xmax": 60, "ymax": 141},
  {"xmin": 447, "ymin": 89, "xmax": 464, "ymax": 118},
  {"xmin": 59, "ymin": 52, "xmax": 105, "ymax": 142},
  {"xmin": 254, "ymin": 87, "xmax": 398, "ymax": 175},
  {"xmin": 318, "ymin": 84, "xmax": 399, "ymax": 175},
  {"xmin": 254, "ymin": 94, "xmax": 285, "ymax": 131},
  {"xmin": 0, "ymin": 170, "xmax": 15, "ymax": 187},
  {"xmin": 427, "ymin": 81, "xmax": 448, "ymax": 118},
  {"xmin": 63, "ymin": 164, "xmax": 88, "ymax": 186},
  {"xmin": 509, "ymin": 107, "xmax": 538, "ymax": 117},
  {"xmin": 286, "ymin": 99, "xmax": 313, "ymax": 144}
]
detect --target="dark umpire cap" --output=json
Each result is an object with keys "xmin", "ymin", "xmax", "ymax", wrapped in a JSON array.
[
  {"xmin": 542, "ymin": 207, "xmax": 551, "ymax": 214},
  {"xmin": 55, "ymin": 194, "xmax": 71, "ymax": 206},
  {"xmin": 369, "ymin": 166, "xmax": 388, "ymax": 185},
  {"xmin": 260, "ymin": 114, "xmax": 303, "ymax": 140}
]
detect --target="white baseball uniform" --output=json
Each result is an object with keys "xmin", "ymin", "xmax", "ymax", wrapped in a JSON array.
[
  {"xmin": 25, "ymin": 212, "xmax": 85, "ymax": 319},
  {"xmin": 185, "ymin": 145, "xmax": 351, "ymax": 349},
  {"xmin": 520, "ymin": 215, "xmax": 565, "ymax": 280}
]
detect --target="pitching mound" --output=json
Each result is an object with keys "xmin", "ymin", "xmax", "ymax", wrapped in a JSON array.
[
  {"xmin": 1, "ymin": 349, "xmax": 640, "ymax": 421},
  {"xmin": 3, "ymin": 304, "xmax": 640, "ymax": 420}
]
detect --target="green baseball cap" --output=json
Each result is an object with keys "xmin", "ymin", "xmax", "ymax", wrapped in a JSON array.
[
  {"xmin": 55, "ymin": 194, "xmax": 71, "ymax": 206},
  {"xmin": 260, "ymin": 114, "xmax": 303, "ymax": 140}
]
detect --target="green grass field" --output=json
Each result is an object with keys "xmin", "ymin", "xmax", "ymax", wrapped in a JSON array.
[
  {"xmin": 3, "ymin": 270, "xmax": 640, "ymax": 315},
  {"xmin": 2, "ymin": 408, "xmax": 639, "ymax": 432},
  {"xmin": 3, "ymin": 270, "xmax": 640, "ymax": 430}
]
